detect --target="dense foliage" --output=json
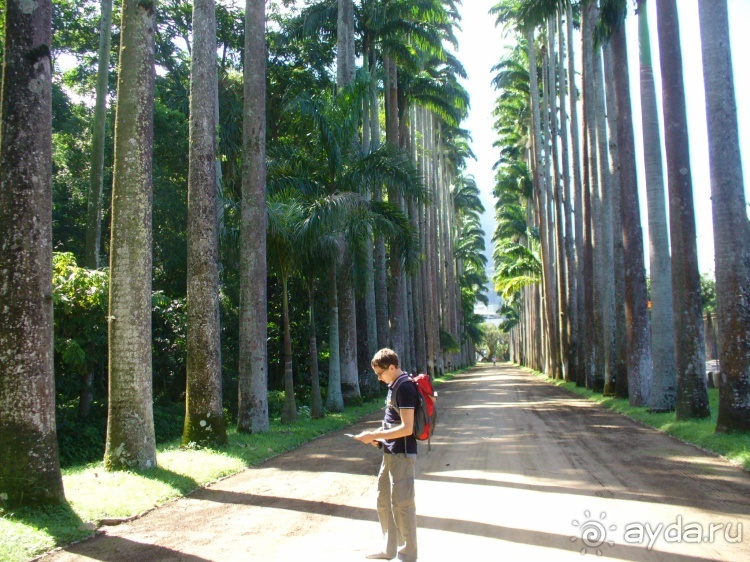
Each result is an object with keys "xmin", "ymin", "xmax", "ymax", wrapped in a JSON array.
[{"xmin": 41, "ymin": 0, "xmax": 487, "ymax": 466}]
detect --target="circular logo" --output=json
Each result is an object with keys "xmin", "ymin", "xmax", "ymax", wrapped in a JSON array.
[{"xmin": 571, "ymin": 510, "xmax": 616, "ymax": 556}]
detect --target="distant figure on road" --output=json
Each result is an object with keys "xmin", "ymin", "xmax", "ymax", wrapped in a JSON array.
[{"xmin": 354, "ymin": 348, "xmax": 418, "ymax": 562}]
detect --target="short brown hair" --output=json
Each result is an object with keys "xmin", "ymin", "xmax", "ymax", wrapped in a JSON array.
[{"xmin": 371, "ymin": 348, "xmax": 399, "ymax": 369}]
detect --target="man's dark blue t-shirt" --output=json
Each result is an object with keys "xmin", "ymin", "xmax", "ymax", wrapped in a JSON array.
[{"xmin": 383, "ymin": 374, "xmax": 419, "ymax": 455}]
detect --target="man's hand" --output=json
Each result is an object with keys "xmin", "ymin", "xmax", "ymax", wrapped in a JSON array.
[{"xmin": 354, "ymin": 431, "xmax": 376, "ymax": 445}]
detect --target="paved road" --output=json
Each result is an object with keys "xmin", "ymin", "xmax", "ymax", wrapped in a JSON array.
[{"xmin": 43, "ymin": 364, "xmax": 750, "ymax": 561}]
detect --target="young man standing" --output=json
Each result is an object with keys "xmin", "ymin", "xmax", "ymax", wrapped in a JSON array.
[{"xmin": 355, "ymin": 348, "xmax": 419, "ymax": 562}]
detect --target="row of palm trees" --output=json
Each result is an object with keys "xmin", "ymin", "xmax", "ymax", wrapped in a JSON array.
[
  {"xmin": 0, "ymin": 0, "xmax": 489, "ymax": 506},
  {"xmin": 491, "ymin": 0, "xmax": 748, "ymax": 433}
]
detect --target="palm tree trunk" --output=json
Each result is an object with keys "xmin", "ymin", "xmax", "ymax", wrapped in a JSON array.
[
  {"xmin": 698, "ymin": 0, "xmax": 750, "ymax": 431},
  {"xmin": 656, "ymin": 0, "xmax": 709, "ymax": 420},
  {"xmin": 409, "ymin": 113, "xmax": 427, "ymax": 372},
  {"xmin": 581, "ymin": 0, "xmax": 602, "ymax": 391},
  {"xmin": 434, "ymin": 124, "xmax": 446, "ymax": 375},
  {"xmin": 602, "ymin": 43, "xmax": 628, "ymax": 399},
  {"xmin": 362, "ymin": 131, "xmax": 378, "ymax": 369},
  {"xmin": 281, "ymin": 277, "xmax": 297, "ymax": 423},
  {"xmin": 558, "ymin": 8, "xmax": 577, "ymax": 383},
  {"xmin": 238, "ymin": 0, "xmax": 270, "ymax": 433},
  {"xmin": 533, "ymin": 25, "xmax": 558, "ymax": 380},
  {"xmin": 591, "ymin": 9, "xmax": 611, "ymax": 394},
  {"xmin": 308, "ymin": 283, "xmax": 325, "ymax": 418},
  {"xmin": 363, "ymin": 43, "xmax": 371, "ymax": 154},
  {"xmin": 360, "ymin": 42, "xmax": 379, "ymax": 379},
  {"xmin": 385, "ymin": 56, "xmax": 405, "ymax": 355},
  {"xmin": 336, "ymin": 0, "xmax": 360, "ymax": 403},
  {"xmin": 104, "ymin": 0, "xmax": 157, "ymax": 470},
  {"xmin": 338, "ymin": 255, "xmax": 361, "ymax": 402},
  {"xmin": 567, "ymin": 3, "xmax": 585, "ymax": 385},
  {"xmin": 374, "ymin": 204, "xmax": 389, "ymax": 349},
  {"xmin": 183, "ymin": 0, "xmax": 226, "ymax": 446},
  {"xmin": 337, "ymin": 0, "xmax": 355, "ymax": 88},
  {"xmin": 548, "ymin": 17, "xmax": 568, "ymax": 380},
  {"xmin": 361, "ymin": 236, "xmax": 379, "ymax": 392},
  {"xmin": 84, "ymin": 0, "xmax": 113, "ymax": 270},
  {"xmin": 326, "ymin": 263, "xmax": 345, "ymax": 412},
  {"xmin": 611, "ymin": 11, "xmax": 653, "ymax": 406},
  {"xmin": 580, "ymin": 68, "xmax": 595, "ymax": 389},
  {"xmin": 0, "ymin": 0, "xmax": 65, "ymax": 504},
  {"xmin": 638, "ymin": 0, "xmax": 676, "ymax": 410}
]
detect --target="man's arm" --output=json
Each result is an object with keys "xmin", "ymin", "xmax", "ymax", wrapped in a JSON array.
[{"xmin": 354, "ymin": 408, "xmax": 414, "ymax": 444}]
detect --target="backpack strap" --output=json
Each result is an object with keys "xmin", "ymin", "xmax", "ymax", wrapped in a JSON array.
[{"xmin": 390, "ymin": 374, "xmax": 412, "ymax": 411}]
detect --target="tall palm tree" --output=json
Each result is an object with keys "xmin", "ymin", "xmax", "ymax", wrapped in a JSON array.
[
  {"xmin": 80, "ymin": 0, "xmax": 113, "ymax": 415},
  {"xmin": 238, "ymin": 0, "xmax": 270, "ymax": 433},
  {"xmin": 556, "ymin": 8, "xmax": 577, "ymax": 383},
  {"xmin": 84, "ymin": 0, "xmax": 114, "ymax": 270},
  {"xmin": 296, "ymin": 215, "xmax": 342, "ymax": 419},
  {"xmin": 365, "ymin": 0, "xmax": 452, "ymax": 361},
  {"xmin": 336, "ymin": 0, "xmax": 359, "ymax": 404},
  {"xmin": 104, "ymin": 0, "xmax": 158, "ymax": 470},
  {"xmin": 655, "ymin": 0, "xmax": 709, "ymax": 420},
  {"xmin": 183, "ymin": 0, "xmax": 227, "ymax": 446},
  {"xmin": 566, "ymin": 2, "xmax": 585, "ymax": 386},
  {"xmin": 602, "ymin": 42, "xmax": 628, "ymax": 397},
  {"xmin": 599, "ymin": 0, "xmax": 653, "ymax": 404},
  {"xmin": 267, "ymin": 196, "xmax": 304, "ymax": 424},
  {"xmin": 0, "ymin": 0, "xmax": 65, "ymax": 504},
  {"xmin": 698, "ymin": 0, "xmax": 750, "ymax": 432},
  {"xmin": 273, "ymin": 75, "xmax": 422, "ymax": 383},
  {"xmin": 637, "ymin": 0, "xmax": 675, "ymax": 411}
]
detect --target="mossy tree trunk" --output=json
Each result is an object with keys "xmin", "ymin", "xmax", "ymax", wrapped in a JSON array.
[
  {"xmin": 104, "ymin": 0, "xmax": 158, "ymax": 471},
  {"xmin": 698, "ymin": 0, "xmax": 750, "ymax": 431},
  {"xmin": 0, "ymin": 0, "xmax": 65, "ymax": 506},
  {"xmin": 183, "ymin": 0, "xmax": 227, "ymax": 447},
  {"xmin": 238, "ymin": 0, "xmax": 270, "ymax": 433}
]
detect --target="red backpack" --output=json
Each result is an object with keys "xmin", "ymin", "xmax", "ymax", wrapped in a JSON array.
[{"xmin": 393, "ymin": 373, "xmax": 438, "ymax": 450}]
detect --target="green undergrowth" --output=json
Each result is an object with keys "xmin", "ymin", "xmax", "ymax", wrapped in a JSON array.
[
  {"xmin": 518, "ymin": 364, "xmax": 750, "ymax": 471},
  {"xmin": 0, "ymin": 369, "xmax": 458, "ymax": 562},
  {"xmin": 0, "ymin": 401, "xmax": 384, "ymax": 562}
]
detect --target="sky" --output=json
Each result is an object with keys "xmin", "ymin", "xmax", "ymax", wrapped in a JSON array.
[{"xmin": 454, "ymin": 0, "xmax": 750, "ymax": 307}]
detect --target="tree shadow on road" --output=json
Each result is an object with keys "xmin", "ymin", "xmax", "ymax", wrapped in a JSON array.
[
  {"xmin": 61, "ymin": 535, "xmax": 213, "ymax": 561},
  {"xmin": 192, "ymin": 489, "xmax": 721, "ymax": 562}
]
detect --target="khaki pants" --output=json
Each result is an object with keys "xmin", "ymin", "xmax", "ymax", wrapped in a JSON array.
[{"xmin": 376, "ymin": 453, "xmax": 417, "ymax": 561}]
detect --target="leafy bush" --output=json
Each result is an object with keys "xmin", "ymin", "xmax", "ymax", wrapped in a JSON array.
[
  {"xmin": 152, "ymin": 292, "xmax": 187, "ymax": 401},
  {"xmin": 52, "ymin": 252, "xmax": 109, "ymax": 406}
]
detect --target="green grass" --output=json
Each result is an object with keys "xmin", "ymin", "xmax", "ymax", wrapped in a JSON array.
[
  {"xmin": 518, "ymin": 364, "xmax": 750, "ymax": 471},
  {"xmin": 0, "ymin": 401, "xmax": 385, "ymax": 562}
]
